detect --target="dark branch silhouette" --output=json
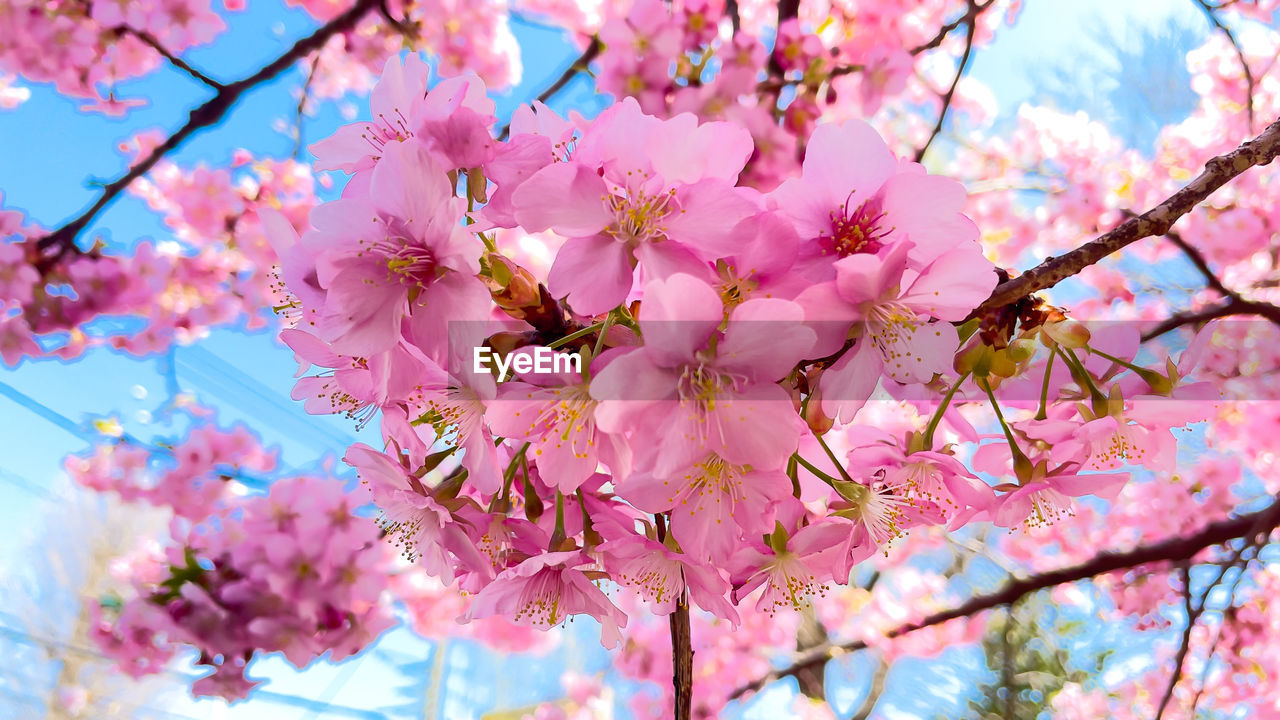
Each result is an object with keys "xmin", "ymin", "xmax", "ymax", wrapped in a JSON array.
[
  {"xmin": 496, "ymin": 38, "xmax": 601, "ymax": 141},
  {"xmin": 915, "ymin": 0, "xmax": 980, "ymax": 162},
  {"xmin": 730, "ymin": 495, "xmax": 1280, "ymax": 700},
  {"xmin": 35, "ymin": 0, "xmax": 381, "ymax": 260},
  {"xmin": 1191, "ymin": 0, "xmax": 1255, "ymax": 132}
]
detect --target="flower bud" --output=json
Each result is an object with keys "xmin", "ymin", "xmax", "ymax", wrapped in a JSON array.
[
  {"xmin": 805, "ymin": 389, "xmax": 834, "ymax": 434},
  {"xmin": 1041, "ymin": 320, "xmax": 1090, "ymax": 348},
  {"xmin": 482, "ymin": 252, "xmax": 541, "ymax": 311}
]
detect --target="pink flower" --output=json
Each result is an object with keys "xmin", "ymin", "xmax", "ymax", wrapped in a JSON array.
[
  {"xmin": 487, "ymin": 351, "xmax": 630, "ymax": 494},
  {"xmin": 465, "ymin": 551, "xmax": 628, "ymax": 649},
  {"xmin": 769, "ymin": 119, "xmax": 980, "ymax": 273},
  {"xmin": 311, "ymin": 56, "xmax": 495, "ymax": 174},
  {"xmin": 731, "ymin": 522, "xmax": 847, "ymax": 616},
  {"xmin": 992, "ymin": 471, "xmax": 1128, "ymax": 529},
  {"xmin": 344, "ymin": 444, "xmax": 487, "ymax": 582},
  {"xmin": 592, "ymin": 273, "xmax": 816, "ymax": 477},
  {"xmin": 619, "ymin": 454, "xmax": 794, "ymax": 564},
  {"xmin": 797, "ymin": 241, "xmax": 995, "ymax": 422},
  {"xmin": 303, "ymin": 138, "xmax": 489, "ymax": 357},
  {"xmin": 597, "ymin": 534, "xmax": 738, "ymax": 621},
  {"xmin": 848, "ymin": 443, "xmax": 995, "ymax": 528},
  {"xmin": 511, "ymin": 98, "xmax": 757, "ymax": 314}
]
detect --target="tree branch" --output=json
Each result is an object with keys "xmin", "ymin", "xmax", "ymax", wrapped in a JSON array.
[
  {"xmin": 1153, "ymin": 562, "xmax": 1198, "ymax": 720},
  {"xmin": 971, "ymin": 115, "xmax": 1280, "ymax": 317},
  {"xmin": 1140, "ymin": 295, "xmax": 1280, "ymax": 342},
  {"xmin": 1190, "ymin": 0, "xmax": 1255, "ymax": 132},
  {"xmin": 35, "ymin": 0, "xmax": 380, "ymax": 258},
  {"xmin": 728, "ymin": 495, "xmax": 1280, "ymax": 701},
  {"xmin": 294, "ymin": 54, "xmax": 323, "ymax": 159},
  {"xmin": 497, "ymin": 38, "xmax": 601, "ymax": 141},
  {"xmin": 115, "ymin": 27, "xmax": 223, "ymax": 89},
  {"xmin": 909, "ymin": 0, "xmax": 995, "ymax": 55},
  {"xmin": 914, "ymin": 0, "xmax": 979, "ymax": 162},
  {"xmin": 671, "ymin": 596, "xmax": 694, "ymax": 720},
  {"xmin": 1163, "ymin": 227, "xmax": 1235, "ymax": 299}
]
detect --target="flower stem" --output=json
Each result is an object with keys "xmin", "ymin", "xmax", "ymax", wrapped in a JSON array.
[
  {"xmin": 813, "ymin": 430, "xmax": 855, "ymax": 483},
  {"xmin": 488, "ymin": 442, "xmax": 529, "ymax": 513},
  {"xmin": 592, "ymin": 310, "xmax": 615, "ymax": 359},
  {"xmin": 1036, "ymin": 352, "xmax": 1055, "ymax": 421},
  {"xmin": 550, "ymin": 489, "xmax": 567, "ymax": 548},
  {"xmin": 978, "ymin": 376, "xmax": 1032, "ymax": 481},
  {"xmin": 547, "ymin": 320, "xmax": 606, "ymax": 349},
  {"xmin": 793, "ymin": 453, "xmax": 841, "ymax": 486},
  {"xmin": 1058, "ymin": 345, "xmax": 1106, "ymax": 405},
  {"xmin": 922, "ymin": 370, "xmax": 972, "ymax": 449}
]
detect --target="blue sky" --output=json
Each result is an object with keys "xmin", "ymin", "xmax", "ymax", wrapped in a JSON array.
[{"xmin": 0, "ymin": 0, "xmax": 1214, "ymax": 717}]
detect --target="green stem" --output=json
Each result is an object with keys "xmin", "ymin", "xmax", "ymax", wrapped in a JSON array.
[
  {"xmin": 922, "ymin": 370, "xmax": 972, "ymax": 450},
  {"xmin": 547, "ymin": 320, "xmax": 607, "ymax": 349},
  {"xmin": 489, "ymin": 442, "xmax": 530, "ymax": 512},
  {"xmin": 1088, "ymin": 347, "xmax": 1148, "ymax": 375},
  {"xmin": 592, "ymin": 311, "xmax": 615, "ymax": 359},
  {"xmin": 978, "ymin": 376, "xmax": 1031, "ymax": 476},
  {"xmin": 813, "ymin": 429, "xmax": 855, "ymax": 483},
  {"xmin": 793, "ymin": 453, "xmax": 841, "ymax": 486},
  {"xmin": 1035, "ymin": 352, "xmax": 1055, "ymax": 421},
  {"xmin": 550, "ymin": 490, "xmax": 567, "ymax": 548},
  {"xmin": 786, "ymin": 453, "xmax": 801, "ymax": 497},
  {"xmin": 1056, "ymin": 345, "xmax": 1106, "ymax": 405}
]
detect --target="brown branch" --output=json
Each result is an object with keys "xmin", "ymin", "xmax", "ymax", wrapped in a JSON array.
[
  {"xmin": 671, "ymin": 596, "xmax": 694, "ymax": 720},
  {"xmin": 294, "ymin": 54, "xmax": 323, "ymax": 159},
  {"xmin": 728, "ymin": 495, "xmax": 1280, "ymax": 701},
  {"xmin": 35, "ymin": 0, "xmax": 380, "ymax": 259},
  {"xmin": 497, "ymin": 38, "xmax": 601, "ymax": 141},
  {"xmin": 1140, "ymin": 296, "xmax": 1280, "ymax": 341},
  {"xmin": 1191, "ymin": 0, "xmax": 1255, "ymax": 132},
  {"xmin": 1154, "ymin": 517, "xmax": 1263, "ymax": 720},
  {"xmin": 115, "ymin": 27, "xmax": 223, "ymax": 89},
  {"xmin": 377, "ymin": 0, "xmax": 417, "ymax": 36},
  {"xmin": 1163, "ymin": 227, "xmax": 1235, "ymax": 299},
  {"xmin": 914, "ymin": 0, "xmax": 979, "ymax": 162},
  {"xmin": 725, "ymin": 0, "xmax": 741, "ymax": 34},
  {"xmin": 909, "ymin": 0, "xmax": 996, "ymax": 56},
  {"xmin": 1153, "ymin": 562, "xmax": 1198, "ymax": 720},
  {"xmin": 971, "ymin": 115, "xmax": 1280, "ymax": 317},
  {"xmin": 794, "ymin": 608, "xmax": 829, "ymax": 699}
]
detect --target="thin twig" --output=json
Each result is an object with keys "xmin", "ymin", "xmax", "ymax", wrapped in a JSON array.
[
  {"xmin": 1154, "ymin": 523, "xmax": 1264, "ymax": 720},
  {"xmin": 377, "ymin": 0, "xmax": 418, "ymax": 37},
  {"xmin": 35, "ymin": 0, "xmax": 380, "ymax": 260},
  {"xmin": 914, "ymin": 0, "xmax": 979, "ymax": 162},
  {"xmin": 294, "ymin": 54, "xmax": 323, "ymax": 159},
  {"xmin": 728, "ymin": 495, "xmax": 1280, "ymax": 700},
  {"xmin": 909, "ymin": 0, "xmax": 996, "ymax": 55},
  {"xmin": 114, "ymin": 26, "xmax": 223, "ymax": 89},
  {"xmin": 497, "ymin": 38, "xmax": 601, "ymax": 141},
  {"xmin": 1140, "ymin": 296, "xmax": 1280, "ymax": 341},
  {"xmin": 1153, "ymin": 562, "xmax": 1199, "ymax": 720},
  {"xmin": 970, "ymin": 115, "xmax": 1280, "ymax": 317},
  {"xmin": 1162, "ymin": 227, "xmax": 1236, "ymax": 299},
  {"xmin": 1191, "ymin": 0, "xmax": 1255, "ymax": 132}
]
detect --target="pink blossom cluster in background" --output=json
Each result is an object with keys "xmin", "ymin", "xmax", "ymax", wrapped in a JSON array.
[{"xmin": 83, "ymin": 426, "xmax": 394, "ymax": 699}]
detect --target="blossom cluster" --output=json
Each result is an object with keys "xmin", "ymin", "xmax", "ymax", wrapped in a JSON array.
[
  {"xmin": 0, "ymin": 153, "xmax": 321, "ymax": 363},
  {"xmin": 83, "ymin": 428, "xmax": 394, "ymax": 700},
  {"xmin": 258, "ymin": 50, "xmax": 1212, "ymax": 656}
]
